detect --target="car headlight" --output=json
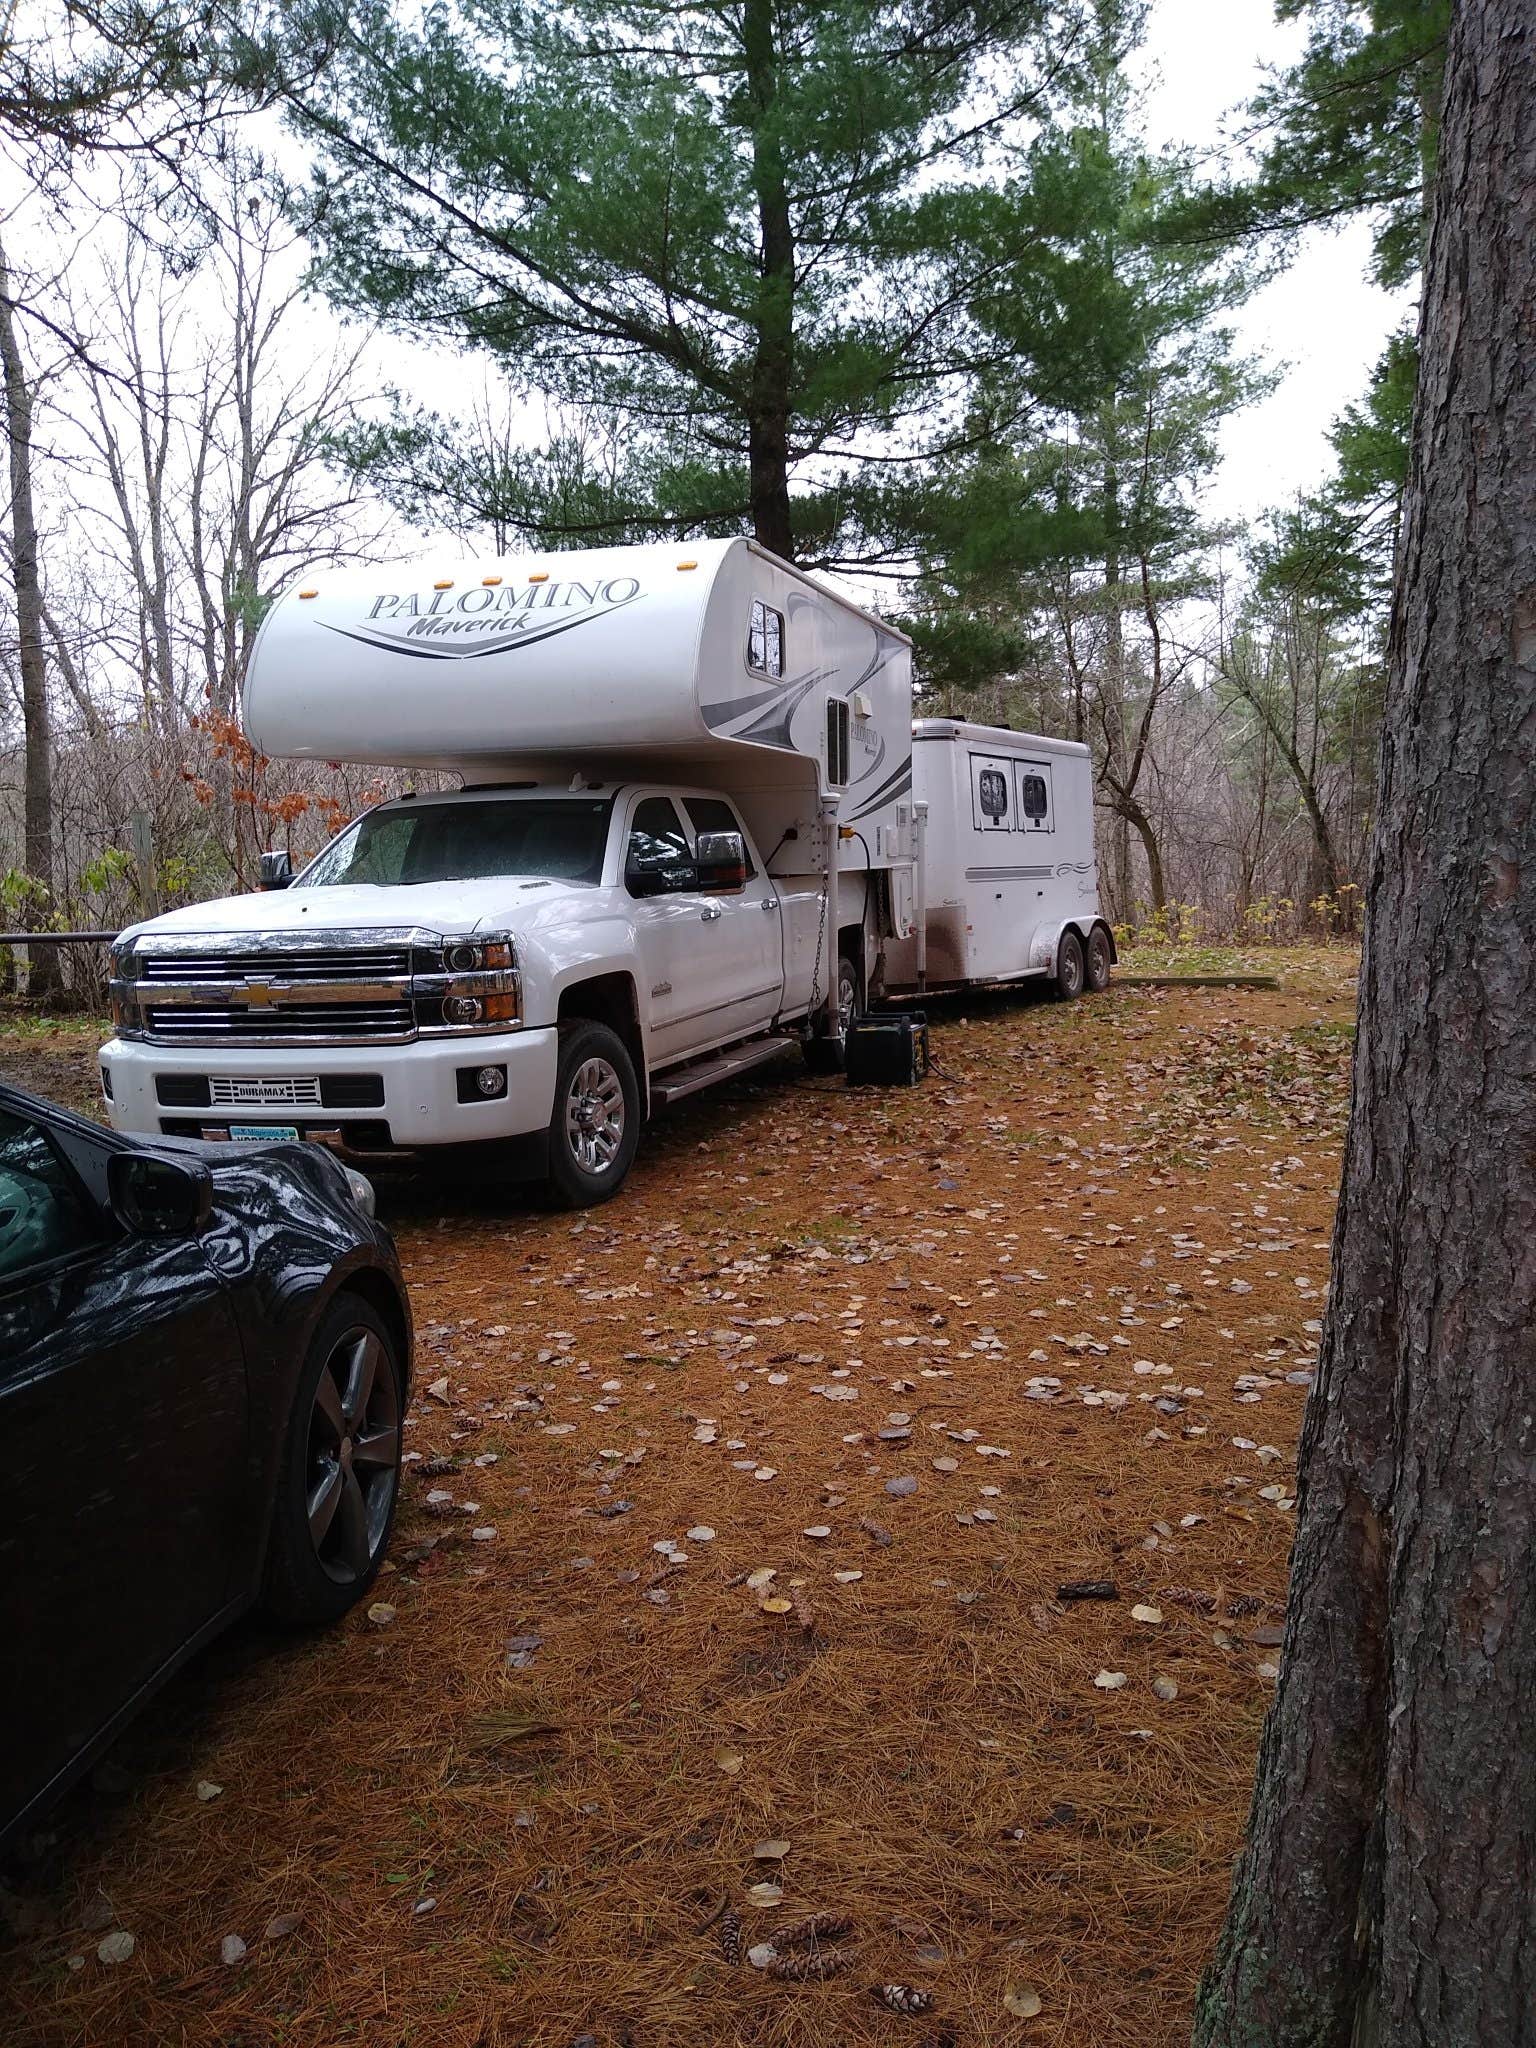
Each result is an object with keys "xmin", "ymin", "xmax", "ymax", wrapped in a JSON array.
[
  {"xmin": 108, "ymin": 941, "xmax": 145, "ymax": 1034},
  {"xmin": 342, "ymin": 1166, "xmax": 376, "ymax": 1217}
]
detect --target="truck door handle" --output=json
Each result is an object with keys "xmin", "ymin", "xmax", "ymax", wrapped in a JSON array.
[{"xmin": 700, "ymin": 903, "xmax": 723, "ymax": 922}]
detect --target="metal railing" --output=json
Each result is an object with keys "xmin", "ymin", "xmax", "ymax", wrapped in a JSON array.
[{"xmin": 0, "ymin": 930, "xmax": 119, "ymax": 945}]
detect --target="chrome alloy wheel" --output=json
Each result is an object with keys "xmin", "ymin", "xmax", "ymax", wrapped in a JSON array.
[
  {"xmin": 564, "ymin": 1055, "xmax": 627, "ymax": 1175},
  {"xmin": 305, "ymin": 1325, "xmax": 401, "ymax": 1586}
]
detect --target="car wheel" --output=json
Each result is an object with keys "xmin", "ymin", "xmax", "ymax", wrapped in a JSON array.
[
  {"xmin": 261, "ymin": 1295, "xmax": 404, "ymax": 1627},
  {"xmin": 1055, "ymin": 929, "xmax": 1085, "ymax": 1000},
  {"xmin": 547, "ymin": 1021, "xmax": 641, "ymax": 1207},
  {"xmin": 803, "ymin": 951, "xmax": 859, "ymax": 1074},
  {"xmin": 1085, "ymin": 925, "xmax": 1113, "ymax": 993}
]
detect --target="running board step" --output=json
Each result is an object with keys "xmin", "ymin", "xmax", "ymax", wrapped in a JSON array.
[{"xmin": 651, "ymin": 1035, "xmax": 798, "ymax": 1108}]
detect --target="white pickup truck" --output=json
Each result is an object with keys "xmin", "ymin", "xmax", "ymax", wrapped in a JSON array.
[{"xmin": 101, "ymin": 541, "xmax": 1110, "ymax": 1204}]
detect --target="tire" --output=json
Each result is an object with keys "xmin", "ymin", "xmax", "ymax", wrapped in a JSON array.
[
  {"xmin": 1055, "ymin": 929, "xmax": 1085, "ymax": 1001},
  {"xmin": 261, "ymin": 1295, "xmax": 404, "ymax": 1627},
  {"xmin": 802, "ymin": 951, "xmax": 860, "ymax": 1075},
  {"xmin": 546, "ymin": 1021, "xmax": 641, "ymax": 1207},
  {"xmin": 1085, "ymin": 925, "xmax": 1113, "ymax": 993}
]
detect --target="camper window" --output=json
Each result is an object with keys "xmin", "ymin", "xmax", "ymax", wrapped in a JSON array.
[
  {"xmin": 826, "ymin": 698, "xmax": 851, "ymax": 787},
  {"xmin": 625, "ymin": 797, "xmax": 698, "ymax": 896},
  {"xmin": 1020, "ymin": 774, "xmax": 1049, "ymax": 821},
  {"xmin": 747, "ymin": 599, "xmax": 785, "ymax": 677}
]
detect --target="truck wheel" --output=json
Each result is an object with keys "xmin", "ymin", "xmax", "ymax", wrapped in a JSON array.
[
  {"xmin": 547, "ymin": 1022, "xmax": 641, "ymax": 1207},
  {"xmin": 1085, "ymin": 926, "xmax": 1113, "ymax": 993},
  {"xmin": 803, "ymin": 952, "xmax": 859, "ymax": 1075},
  {"xmin": 1055, "ymin": 930, "xmax": 1085, "ymax": 1000}
]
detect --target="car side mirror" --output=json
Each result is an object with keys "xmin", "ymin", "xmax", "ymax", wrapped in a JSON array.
[
  {"xmin": 696, "ymin": 830, "xmax": 747, "ymax": 891},
  {"xmin": 108, "ymin": 1152, "xmax": 214, "ymax": 1237},
  {"xmin": 259, "ymin": 849, "xmax": 293, "ymax": 891}
]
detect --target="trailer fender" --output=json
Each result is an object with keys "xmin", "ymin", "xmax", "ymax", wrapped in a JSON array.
[{"xmin": 1028, "ymin": 919, "xmax": 1095, "ymax": 976}]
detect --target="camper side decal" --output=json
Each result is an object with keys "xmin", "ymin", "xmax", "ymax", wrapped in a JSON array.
[{"xmin": 320, "ymin": 575, "xmax": 644, "ymax": 663}]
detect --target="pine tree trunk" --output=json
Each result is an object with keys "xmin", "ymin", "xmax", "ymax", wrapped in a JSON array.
[
  {"xmin": 0, "ymin": 242, "xmax": 61, "ymax": 999},
  {"xmin": 742, "ymin": 0, "xmax": 795, "ymax": 560},
  {"xmin": 1194, "ymin": 5, "xmax": 1536, "ymax": 2041}
]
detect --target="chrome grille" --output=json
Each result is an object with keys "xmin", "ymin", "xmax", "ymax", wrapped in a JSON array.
[
  {"xmin": 140, "ymin": 947, "xmax": 412, "ymax": 984},
  {"xmin": 145, "ymin": 1001, "xmax": 415, "ymax": 1044}
]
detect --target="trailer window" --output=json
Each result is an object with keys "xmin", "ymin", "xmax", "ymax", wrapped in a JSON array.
[
  {"xmin": 1020, "ymin": 774, "xmax": 1048, "ymax": 820},
  {"xmin": 298, "ymin": 798, "xmax": 614, "ymax": 888},
  {"xmin": 826, "ymin": 698, "xmax": 851, "ymax": 788},
  {"xmin": 1015, "ymin": 761, "xmax": 1053, "ymax": 830},
  {"xmin": 747, "ymin": 599, "xmax": 784, "ymax": 678}
]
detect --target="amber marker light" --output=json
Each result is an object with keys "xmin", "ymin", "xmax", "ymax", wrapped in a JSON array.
[
  {"xmin": 433, "ymin": 579, "xmax": 454, "ymax": 590},
  {"xmin": 298, "ymin": 588, "xmax": 318, "ymax": 599},
  {"xmin": 482, "ymin": 576, "xmax": 502, "ymax": 586},
  {"xmin": 527, "ymin": 571, "xmax": 549, "ymax": 583},
  {"xmin": 677, "ymin": 559, "xmax": 699, "ymax": 570}
]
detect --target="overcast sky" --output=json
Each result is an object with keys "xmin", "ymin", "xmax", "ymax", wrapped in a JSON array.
[{"xmin": 1136, "ymin": 0, "xmax": 1414, "ymax": 531}]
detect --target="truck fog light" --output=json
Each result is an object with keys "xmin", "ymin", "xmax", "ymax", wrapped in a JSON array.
[
  {"xmin": 456, "ymin": 1063, "xmax": 508, "ymax": 1103},
  {"xmin": 445, "ymin": 995, "xmax": 483, "ymax": 1024}
]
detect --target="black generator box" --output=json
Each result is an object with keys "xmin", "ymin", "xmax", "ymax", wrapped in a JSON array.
[{"xmin": 845, "ymin": 1010, "xmax": 930, "ymax": 1087}]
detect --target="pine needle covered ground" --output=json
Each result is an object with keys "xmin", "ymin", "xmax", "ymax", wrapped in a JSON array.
[{"xmin": 0, "ymin": 949, "xmax": 1358, "ymax": 2047}]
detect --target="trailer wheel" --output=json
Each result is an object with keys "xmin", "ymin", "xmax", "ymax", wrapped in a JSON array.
[
  {"xmin": 1084, "ymin": 926, "xmax": 1113, "ymax": 993},
  {"xmin": 546, "ymin": 1022, "xmax": 641, "ymax": 1207},
  {"xmin": 803, "ymin": 952, "xmax": 860, "ymax": 1075},
  {"xmin": 1055, "ymin": 930, "xmax": 1085, "ymax": 1001}
]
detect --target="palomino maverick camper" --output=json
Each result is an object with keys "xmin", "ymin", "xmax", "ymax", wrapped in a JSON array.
[{"xmin": 101, "ymin": 540, "xmax": 1110, "ymax": 1204}]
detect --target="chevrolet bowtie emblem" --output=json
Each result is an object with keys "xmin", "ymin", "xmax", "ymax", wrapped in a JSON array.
[{"xmin": 243, "ymin": 979, "xmax": 276, "ymax": 1008}]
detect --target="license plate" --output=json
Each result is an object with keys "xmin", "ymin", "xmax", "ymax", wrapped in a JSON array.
[
  {"xmin": 228, "ymin": 1123, "xmax": 301, "ymax": 1143},
  {"xmin": 216, "ymin": 1078, "xmax": 318, "ymax": 1106}
]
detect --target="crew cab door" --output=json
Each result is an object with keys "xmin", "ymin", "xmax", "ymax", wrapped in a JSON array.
[
  {"xmin": 0, "ymin": 1101, "xmax": 246, "ymax": 1834},
  {"xmin": 624, "ymin": 794, "xmax": 783, "ymax": 1067}
]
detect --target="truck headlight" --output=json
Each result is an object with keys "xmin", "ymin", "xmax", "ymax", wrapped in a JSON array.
[
  {"xmin": 415, "ymin": 933, "xmax": 520, "ymax": 1032},
  {"xmin": 108, "ymin": 942, "xmax": 145, "ymax": 1034}
]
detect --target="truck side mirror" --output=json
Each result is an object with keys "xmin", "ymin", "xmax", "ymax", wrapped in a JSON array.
[
  {"xmin": 695, "ymin": 830, "xmax": 747, "ymax": 891},
  {"xmin": 259, "ymin": 849, "xmax": 293, "ymax": 891}
]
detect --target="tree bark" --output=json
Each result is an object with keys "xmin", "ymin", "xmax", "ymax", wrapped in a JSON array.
[
  {"xmin": 0, "ymin": 241, "xmax": 61, "ymax": 998},
  {"xmin": 742, "ymin": 0, "xmax": 795, "ymax": 559},
  {"xmin": 1194, "ymin": 4, "xmax": 1536, "ymax": 2042}
]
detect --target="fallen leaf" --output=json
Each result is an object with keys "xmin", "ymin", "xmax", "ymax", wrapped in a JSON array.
[
  {"xmin": 196, "ymin": 1780, "xmax": 223, "ymax": 1802},
  {"xmin": 687, "ymin": 1525, "xmax": 717, "ymax": 1542},
  {"xmin": 262, "ymin": 1913, "xmax": 302, "ymax": 1942},
  {"xmin": 1152, "ymin": 1675, "xmax": 1179, "ymax": 1702},
  {"xmin": 760, "ymin": 1596, "xmax": 793, "ymax": 1615},
  {"xmin": 1131, "ymin": 1604, "xmax": 1164, "ymax": 1625},
  {"xmin": 367, "ymin": 1603, "xmax": 397, "ymax": 1627},
  {"xmin": 219, "ymin": 1935, "xmax": 247, "ymax": 1967},
  {"xmin": 1005, "ymin": 1983, "xmax": 1043, "ymax": 2018},
  {"xmin": 96, "ymin": 1932, "xmax": 134, "ymax": 1965},
  {"xmin": 752, "ymin": 1839, "xmax": 791, "ymax": 1860},
  {"xmin": 746, "ymin": 1881, "xmax": 784, "ymax": 1907},
  {"xmin": 712, "ymin": 1747, "xmax": 744, "ymax": 1776},
  {"xmin": 802, "ymin": 1525, "xmax": 831, "ymax": 1539},
  {"xmin": 834, "ymin": 1569, "xmax": 863, "ymax": 1584},
  {"xmin": 1093, "ymin": 1669, "xmax": 1129, "ymax": 1690},
  {"xmin": 747, "ymin": 1940, "xmax": 778, "ymax": 1969},
  {"xmin": 746, "ymin": 1566, "xmax": 777, "ymax": 1590}
]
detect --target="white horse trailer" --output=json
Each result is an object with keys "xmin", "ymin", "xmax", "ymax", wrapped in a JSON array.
[{"xmin": 880, "ymin": 718, "xmax": 1114, "ymax": 1001}]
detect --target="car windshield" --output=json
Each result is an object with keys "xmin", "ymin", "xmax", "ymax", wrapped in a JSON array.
[{"xmin": 298, "ymin": 797, "xmax": 614, "ymax": 889}]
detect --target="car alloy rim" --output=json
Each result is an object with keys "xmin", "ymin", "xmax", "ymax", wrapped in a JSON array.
[
  {"xmin": 565, "ymin": 1055, "xmax": 626, "ymax": 1175},
  {"xmin": 306, "ymin": 1325, "xmax": 400, "ymax": 1585},
  {"xmin": 1065, "ymin": 947, "xmax": 1082, "ymax": 993}
]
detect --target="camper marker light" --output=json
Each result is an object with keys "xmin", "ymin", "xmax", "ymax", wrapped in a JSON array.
[
  {"xmin": 527, "ymin": 571, "xmax": 549, "ymax": 583},
  {"xmin": 677, "ymin": 558, "xmax": 698, "ymax": 570},
  {"xmin": 433, "ymin": 579, "xmax": 454, "ymax": 590},
  {"xmin": 482, "ymin": 575, "xmax": 502, "ymax": 586},
  {"xmin": 299, "ymin": 588, "xmax": 318, "ymax": 599}
]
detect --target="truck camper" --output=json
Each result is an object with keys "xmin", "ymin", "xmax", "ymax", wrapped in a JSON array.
[{"xmin": 100, "ymin": 539, "xmax": 1111, "ymax": 1205}]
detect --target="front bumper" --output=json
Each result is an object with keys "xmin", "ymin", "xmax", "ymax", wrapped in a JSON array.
[{"xmin": 99, "ymin": 1026, "xmax": 559, "ymax": 1152}]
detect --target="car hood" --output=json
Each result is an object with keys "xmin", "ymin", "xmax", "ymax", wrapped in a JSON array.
[{"xmin": 118, "ymin": 877, "xmax": 573, "ymax": 946}]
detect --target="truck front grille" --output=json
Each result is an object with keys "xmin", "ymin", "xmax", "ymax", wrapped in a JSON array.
[
  {"xmin": 140, "ymin": 947, "xmax": 412, "ymax": 984},
  {"xmin": 144, "ymin": 1000, "xmax": 416, "ymax": 1044}
]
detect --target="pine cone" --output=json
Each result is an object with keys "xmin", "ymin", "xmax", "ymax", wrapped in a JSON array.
[
  {"xmin": 419, "ymin": 1455, "xmax": 461, "ymax": 1476},
  {"xmin": 1226, "ymin": 1593, "xmax": 1263, "ymax": 1617},
  {"xmin": 777, "ymin": 1911, "xmax": 854, "ymax": 1951},
  {"xmin": 718, "ymin": 1910, "xmax": 742, "ymax": 1966},
  {"xmin": 420, "ymin": 1498, "xmax": 457, "ymax": 1518},
  {"xmin": 768, "ymin": 1946, "xmax": 852, "ymax": 1982},
  {"xmin": 874, "ymin": 1984, "xmax": 935, "ymax": 2017},
  {"xmin": 1159, "ymin": 1584, "xmax": 1217, "ymax": 1612}
]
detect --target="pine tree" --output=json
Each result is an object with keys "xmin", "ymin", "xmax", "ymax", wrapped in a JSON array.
[{"xmin": 289, "ymin": 0, "xmax": 1102, "ymax": 564}]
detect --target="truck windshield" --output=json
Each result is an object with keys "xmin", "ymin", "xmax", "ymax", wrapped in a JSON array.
[{"xmin": 298, "ymin": 797, "xmax": 614, "ymax": 889}]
